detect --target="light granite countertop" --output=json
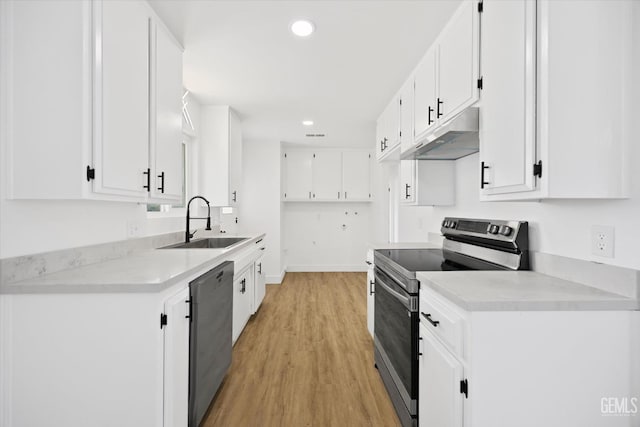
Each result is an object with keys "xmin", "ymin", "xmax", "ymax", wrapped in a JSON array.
[
  {"xmin": 1, "ymin": 233, "xmax": 265, "ymax": 295},
  {"xmin": 417, "ymin": 270, "xmax": 639, "ymax": 311}
]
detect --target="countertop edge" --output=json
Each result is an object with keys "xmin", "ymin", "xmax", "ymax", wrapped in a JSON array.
[{"xmin": 0, "ymin": 233, "xmax": 266, "ymax": 295}]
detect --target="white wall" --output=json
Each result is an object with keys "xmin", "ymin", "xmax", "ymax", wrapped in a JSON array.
[
  {"xmin": 0, "ymin": 96, "xmax": 204, "ymax": 259},
  {"xmin": 239, "ymin": 139, "xmax": 284, "ymax": 283},
  {"xmin": 396, "ymin": 2, "xmax": 640, "ymax": 270}
]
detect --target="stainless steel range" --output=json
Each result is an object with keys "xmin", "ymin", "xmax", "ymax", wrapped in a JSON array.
[{"xmin": 373, "ymin": 217, "xmax": 529, "ymax": 427}]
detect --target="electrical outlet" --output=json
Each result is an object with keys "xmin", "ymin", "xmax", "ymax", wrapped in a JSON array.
[
  {"xmin": 591, "ymin": 225, "xmax": 615, "ymax": 258},
  {"xmin": 126, "ymin": 220, "xmax": 141, "ymax": 239}
]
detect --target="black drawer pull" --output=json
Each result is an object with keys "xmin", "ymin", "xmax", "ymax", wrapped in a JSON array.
[
  {"xmin": 157, "ymin": 171, "xmax": 165, "ymax": 193},
  {"xmin": 421, "ymin": 312, "xmax": 440, "ymax": 327}
]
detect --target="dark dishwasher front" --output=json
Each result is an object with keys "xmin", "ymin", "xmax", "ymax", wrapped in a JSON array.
[{"xmin": 188, "ymin": 261, "xmax": 234, "ymax": 427}]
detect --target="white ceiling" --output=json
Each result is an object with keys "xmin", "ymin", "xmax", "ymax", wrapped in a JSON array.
[{"xmin": 149, "ymin": 0, "xmax": 462, "ymax": 145}]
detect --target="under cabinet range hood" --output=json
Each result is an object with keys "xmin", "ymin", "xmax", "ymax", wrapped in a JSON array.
[{"xmin": 401, "ymin": 107, "xmax": 479, "ymax": 160}]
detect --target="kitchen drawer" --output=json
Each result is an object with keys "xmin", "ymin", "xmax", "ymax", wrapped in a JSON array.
[{"xmin": 419, "ymin": 291, "xmax": 465, "ymax": 358}]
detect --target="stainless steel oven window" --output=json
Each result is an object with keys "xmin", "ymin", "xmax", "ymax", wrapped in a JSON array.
[{"xmin": 374, "ymin": 267, "xmax": 419, "ymax": 401}]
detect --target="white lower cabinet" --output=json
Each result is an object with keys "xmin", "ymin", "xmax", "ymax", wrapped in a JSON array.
[
  {"xmin": 366, "ymin": 252, "xmax": 375, "ymax": 338},
  {"xmin": 418, "ymin": 286, "xmax": 637, "ymax": 427},
  {"xmin": 163, "ymin": 287, "xmax": 191, "ymax": 427},
  {"xmin": 253, "ymin": 252, "xmax": 266, "ymax": 314},
  {"xmin": 419, "ymin": 323, "xmax": 463, "ymax": 427},
  {"xmin": 231, "ymin": 241, "xmax": 267, "ymax": 343},
  {"xmin": 232, "ymin": 266, "xmax": 253, "ymax": 344}
]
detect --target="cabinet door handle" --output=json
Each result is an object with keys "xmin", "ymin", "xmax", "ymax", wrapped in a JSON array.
[
  {"xmin": 383, "ymin": 137, "xmax": 388, "ymax": 150},
  {"xmin": 157, "ymin": 171, "xmax": 165, "ymax": 193},
  {"xmin": 344, "ymin": 192, "xmax": 347, "ymax": 199},
  {"xmin": 143, "ymin": 168, "xmax": 150, "ymax": 192},
  {"xmin": 421, "ymin": 312, "xmax": 440, "ymax": 327},
  {"xmin": 241, "ymin": 278, "xmax": 246, "ymax": 293},
  {"xmin": 437, "ymin": 98, "xmax": 443, "ymax": 118},
  {"xmin": 232, "ymin": 190, "xmax": 237, "ymax": 202},
  {"xmin": 405, "ymin": 183, "xmax": 411, "ymax": 199},
  {"xmin": 258, "ymin": 263, "xmax": 262, "ymax": 274},
  {"xmin": 428, "ymin": 106, "xmax": 434, "ymax": 125},
  {"xmin": 481, "ymin": 161, "xmax": 490, "ymax": 189},
  {"xmin": 309, "ymin": 191, "xmax": 312, "ymax": 199},
  {"xmin": 185, "ymin": 299, "xmax": 192, "ymax": 320},
  {"xmin": 338, "ymin": 191, "xmax": 341, "ymax": 199},
  {"xmin": 369, "ymin": 280, "xmax": 375, "ymax": 295},
  {"xmin": 380, "ymin": 140, "xmax": 384, "ymax": 152}
]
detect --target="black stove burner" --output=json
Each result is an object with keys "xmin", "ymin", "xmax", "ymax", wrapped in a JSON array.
[{"xmin": 376, "ymin": 248, "xmax": 472, "ymax": 272}]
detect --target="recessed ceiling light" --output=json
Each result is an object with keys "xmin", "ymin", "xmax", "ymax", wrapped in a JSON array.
[
  {"xmin": 291, "ymin": 20, "xmax": 315, "ymax": 37},
  {"xmin": 302, "ymin": 120, "xmax": 314, "ymax": 126}
]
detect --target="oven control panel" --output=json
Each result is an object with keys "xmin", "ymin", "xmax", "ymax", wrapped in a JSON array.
[{"xmin": 441, "ymin": 217, "xmax": 526, "ymax": 244}]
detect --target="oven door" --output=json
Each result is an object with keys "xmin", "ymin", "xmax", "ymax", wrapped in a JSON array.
[{"xmin": 374, "ymin": 266, "xmax": 419, "ymax": 412}]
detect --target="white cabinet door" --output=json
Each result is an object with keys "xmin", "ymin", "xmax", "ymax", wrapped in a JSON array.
[
  {"xmin": 480, "ymin": 0, "xmax": 537, "ymax": 197},
  {"xmin": 399, "ymin": 77, "xmax": 415, "ymax": 153},
  {"xmin": 414, "ymin": 45, "xmax": 438, "ymax": 140},
  {"xmin": 312, "ymin": 151, "xmax": 342, "ymax": 201},
  {"xmin": 283, "ymin": 150, "xmax": 313, "ymax": 200},
  {"xmin": 366, "ymin": 265, "xmax": 375, "ymax": 338},
  {"xmin": 376, "ymin": 99, "xmax": 400, "ymax": 160},
  {"xmin": 419, "ymin": 324, "xmax": 464, "ymax": 427},
  {"xmin": 228, "ymin": 110, "xmax": 242, "ymax": 206},
  {"xmin": 400, "ymin": 160, "xmax": 416, "ymax": 204},
  {"xmin": 437, "ymin": 0, "xmax": 479, "ymax": 123},
  {"xmin": 93, "ymin": 0, "xmax": 150, "ymax": 199},
  {"xmin": 253, "ymin": 253, "xmax": 266, "ymax": 313},
  {"xmin": 232, "ymin": 268, "xmax": 253, "ymax": 345},
  {"xmin": 163, "ymin": 287, "xmax": 190, "ymax": 427},
  {"xmin": 342, "ymin": 151, "xmax": 371, "ymax": 201},
  {"xmin": 151, "ymin": 21, "xmax": 184, "ymax": 202}
]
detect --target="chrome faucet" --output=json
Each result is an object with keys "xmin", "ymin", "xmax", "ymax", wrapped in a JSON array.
[{"xmin": 186, "ymin": 196, "xmax": 212, "ymax": 243}]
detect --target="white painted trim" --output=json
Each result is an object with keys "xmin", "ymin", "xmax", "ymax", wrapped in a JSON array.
[
  {"xmin": 0, "ymin": 296, "xmax": 13, "ymax": 427},
  {"xmin": 266, "ymin": 268, "xmax": 286, "ymax": 285},
  {"xmin": 285, "ymin": 265, "xmax": 367, "ymax": 273}
]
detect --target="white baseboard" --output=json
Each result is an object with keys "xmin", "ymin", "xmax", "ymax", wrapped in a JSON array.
[
  {"xmin": 285, "ymin": 265, "xmax": 367, "ymax": 273},
  {"xmin": 266, "ymin": 268, "xmax": 286, "ymax": 285}
]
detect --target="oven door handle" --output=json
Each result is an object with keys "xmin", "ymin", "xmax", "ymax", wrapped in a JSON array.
[{"xmin": 375, "ymin": 273, "xmax": 411, "ymax": 308}]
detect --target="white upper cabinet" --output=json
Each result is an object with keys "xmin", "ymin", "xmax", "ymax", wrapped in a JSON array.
[
  {"xmin": 151, "ymin": 21, "xmax": 184, "ymax": 202},
  {"xmin": 400, "ymin": 160, "xmax": 455, "ymax": 206},
  {"xmin": 282, "ymin": 150, "xmax": 313, "ymax": 201},
  {"xmin": 399, "ymin": 77, "xmax": 415, "ymax": 154},
  {"xmin": 283, "ymin": 148, "xmax": 372, "ymax": 202},
  {"xmin": 391, "ymin": 0, "xmax": 480, "ymax": 155},
  {"xmin": 376, "ymin": 97, "xmax": 401, "ymax": 161},
  {"xmin": 342, "ymin": 151, "xmax": 372, "ymax": 201},
  {"xmin": 4, "ymin": 0, "xmax": 184, "ymax": 203},
  {"xmin": 480, "ymin": 0, "xmax": 631, "ymax": 200},
  {"xmin": 414, "ymin": 45, "xmax": 438, "ymax": 139},
  {"xmin": 437, "ymin": 0, "xmax": 480, "ymax": 124},
  {"xmin": 93, "ymin": 0, "xmax": 151, "ymax": 199},
  {"xmin": 479, "ymin": 0, "xmax": 536, "ymax": 197},
  {"xmin": 313, "ymin": 151, "xmax": 343, "ymax": 201},
  {"xmin": 199, "ymin": 106, "xmax": 242, "ymax": 206}
]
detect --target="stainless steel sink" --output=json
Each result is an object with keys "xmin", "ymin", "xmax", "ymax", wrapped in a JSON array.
[{"xmin": 161, "ymin": 237, "xmax": 249, "ymax": 249}]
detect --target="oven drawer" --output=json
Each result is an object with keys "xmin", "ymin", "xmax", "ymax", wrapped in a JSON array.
[{"xmin": 419, "ymin": 290, "xmax": 465, "ymax": 358}]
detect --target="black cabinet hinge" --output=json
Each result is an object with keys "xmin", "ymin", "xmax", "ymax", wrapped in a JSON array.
[
  {"xmin": 533, "ymin": 160, "xmax": 543, "ymax": 178},
  {"xmin": 460, "ymin": 379, "xmax": 468, "ymax": 398},
  {"xmin": 160, "ymin": 313, "xmax": 168, "ymax": 329},
  {"xmin": 86, "ymin": 166, "xmax": 95, "ymax": 182},
  {"xmin": 477, "ymin": 77, "xmax": 483, "ymax": 90},
  {"xmin": 478, "ymin": 0, "xmax": 483, "ymax": 13}
]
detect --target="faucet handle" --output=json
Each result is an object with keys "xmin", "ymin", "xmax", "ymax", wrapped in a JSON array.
[{"xmin": 189, "ymin": 229, "xmax": 198, "ymax": 239}]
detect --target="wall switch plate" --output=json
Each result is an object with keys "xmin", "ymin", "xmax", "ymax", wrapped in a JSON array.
[{"xmin": 591, "ymin": 225, "xmax": 615, "ymax": 258}]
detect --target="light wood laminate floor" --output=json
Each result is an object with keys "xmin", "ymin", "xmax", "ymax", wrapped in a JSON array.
[{"xmin": 202, "ymin": 272, "xmax": 401, "ymax": 427}]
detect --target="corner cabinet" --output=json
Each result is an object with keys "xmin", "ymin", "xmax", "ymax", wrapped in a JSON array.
[
  {"xmin": 3, "ymin": 0, "xmax": 184, "ymax": 203},
  {"xmin": 199, "ymin": 106, "xmax": 243, "ymax": 207},
  {"xmin": 479, "ymin": 0, "xmax": 631, "ymax": 200},
  {"xmin": 282, "ymin": 148, "xmax": 372, "ymax": 202},
  {"xmin": 400, "ymin": 160, "xmax": 455, "ymax": 206}
]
